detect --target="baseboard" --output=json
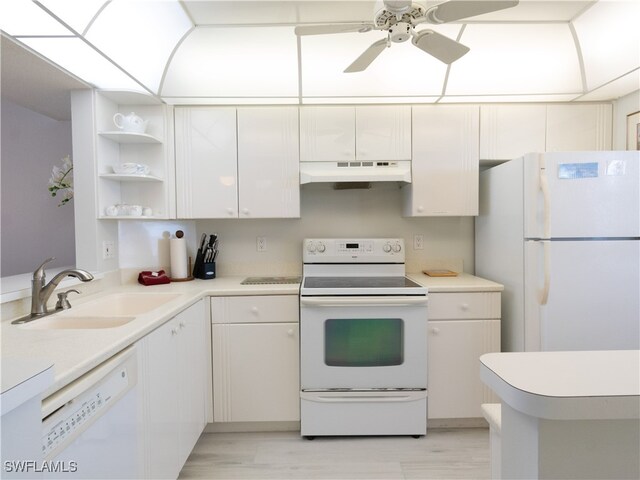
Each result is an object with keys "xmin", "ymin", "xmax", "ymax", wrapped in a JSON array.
[
  {"xmin": 205, "ymin": 421, "xmax": 301, "ymax": 433},
  {"xmin": 428, "ymin": 418, "xmax": 489, "ymax": 428}
]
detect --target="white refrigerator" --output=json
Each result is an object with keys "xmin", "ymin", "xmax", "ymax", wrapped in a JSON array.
[{"xmin": 476, "ymin": 151, "xmax": 639, "ymax": 352}]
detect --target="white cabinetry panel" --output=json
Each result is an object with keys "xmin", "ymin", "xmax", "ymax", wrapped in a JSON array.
[
  {"xmin": 175, "ymin": 107, "xmax": 238, "ymax": 219},
  {"xmin": 211, "ymin": 295, "xmax": 300, "ymax": 424},
  {"xmin": 138, "ymin": 300, "xmax": 206, "ymax": 479},
  {"xmin": 404, "ymin": 105, "xmax": 479, "ymax": 216},
  {"xmin": 355, "ymin": 106, "xmax": 411, "ymax": 161},
  {"xmin": 428, "ymin": 292, "xmax": 501, "ymax": 320},
  {"xmin": 237, "ymin": 107, "xmax": 300, "ymax": 218},
  {"xmin": 299, "ymin": 105, "xmax": 411, "ymax": 163},
  {"xmin": 480, "ymin": 104, "xmax": 546, "ymax": 161},
  {"xmin": 546, "ymin": 104, "xmax": 612, "ymax": 151},
  {"xmin": 428, "ymin": 318, "xmax": 500, "ymax": 419},
  {"xmin": 212, "ymin": 322, "xmax": 300, "ymax": 423},
  {"xmin": 300, "ymin": 106, "xmax": 355, "ymax": 162}
]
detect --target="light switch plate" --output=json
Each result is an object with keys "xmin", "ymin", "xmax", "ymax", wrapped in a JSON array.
[{"xmin": 103, "ymin": 240, "xmax": 115, "ymax": 259}]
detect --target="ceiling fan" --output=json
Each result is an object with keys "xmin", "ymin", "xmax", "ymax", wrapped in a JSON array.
[{"xmin": 294, "ymin": 0, "xmax": 519, "ymax": 72}]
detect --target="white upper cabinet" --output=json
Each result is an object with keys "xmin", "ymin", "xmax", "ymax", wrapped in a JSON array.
[
  {"xmin": 174, "ymin": 107, "xmax": 238, "ymax": 219},
  {"xmin": 174, "ymin": 106, "xmax": 300, "ymax": 219},
  {"xmin": 546, "ymin": 104, "xmax": 612, "ymax": 151},
  {"xmin": 404, "ymin": 105, "xmax": 480, "ymax": 216},
  {"xmin": 299, "ymin": 106, "xmax": 411, "ymax": 163},
  {"xmin": 355, "ymin": 106, "xmax": 411, "ymax": 161},
  {"xmin": 300, "ymin": 106, "xmax": 355, "ymax": 162},
  {"xmin": 480, "ymin": 104, "xmax": 546, "ymax": 161},
  {"xmin": 237, "ymin": 107, "xmax": 300, "ymax": 218}
]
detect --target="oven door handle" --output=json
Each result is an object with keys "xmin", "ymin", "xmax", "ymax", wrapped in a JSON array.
[{"xmin": 300, "ymin": 296, "xmax": 428, "ymax": 307}]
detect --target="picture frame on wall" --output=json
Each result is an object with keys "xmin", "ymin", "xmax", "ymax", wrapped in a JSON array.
[{"xmin": 627, "ymin": 111, "xmax": 640, "ymax": 150}]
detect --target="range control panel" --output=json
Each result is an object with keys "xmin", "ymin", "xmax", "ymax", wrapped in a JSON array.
[{"xmin": 303, "ymin": 238, "xmax": 405, "ymax": 263}]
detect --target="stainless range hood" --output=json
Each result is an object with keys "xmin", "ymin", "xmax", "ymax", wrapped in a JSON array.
[{"xmin": 300, "ymin": 160, "xmax": 412, "ymax": 184}]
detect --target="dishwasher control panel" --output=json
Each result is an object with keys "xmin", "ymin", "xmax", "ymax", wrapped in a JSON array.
[{"xmin": 41, "ymin": 364, "xmax": 132, "ymax": 458}]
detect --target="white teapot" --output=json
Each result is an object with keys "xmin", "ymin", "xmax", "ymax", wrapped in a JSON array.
[{"xmin": 113, "ymin": 112, "xmax": 148, "ymax": 133}]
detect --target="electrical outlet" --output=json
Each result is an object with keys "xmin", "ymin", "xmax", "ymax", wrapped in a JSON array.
[
  {"xmin": 413, "ymin": 234, "xmax": 424, "ymax": 250},
  {"xmin": 102, "ymin": 240, "xmax": 115, "ymax": 259},
  {"xmin": 256, "ymin": 236, "xmax": 267, "ymax": 252}
]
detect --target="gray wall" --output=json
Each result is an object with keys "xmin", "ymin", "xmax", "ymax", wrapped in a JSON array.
[{"xmin": 1, "ymin": 99, "xmax": 75, "ymax": 276}]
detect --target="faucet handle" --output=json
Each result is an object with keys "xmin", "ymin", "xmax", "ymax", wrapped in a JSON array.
[
  {"xmin": 33, "ymin": 257, "xmax": 56, "ymax": 280},
  {"xmin": 55, "ymin": 289, "xmax": 80, "ymax": 311}
]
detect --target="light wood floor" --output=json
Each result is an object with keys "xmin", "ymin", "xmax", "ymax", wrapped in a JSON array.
[{"xmin": 179, "ymin": 428, "xmax": 490, "ymax": 479}]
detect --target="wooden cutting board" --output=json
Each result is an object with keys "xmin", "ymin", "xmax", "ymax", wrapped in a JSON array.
[{"xmin": 423, "ymin": 269, "xmax": 458, "ymax": 277}]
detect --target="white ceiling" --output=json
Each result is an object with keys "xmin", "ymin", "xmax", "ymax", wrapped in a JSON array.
[{"xmin": 1, "ymin": 0, "xmax": 639, "ymax": 113}]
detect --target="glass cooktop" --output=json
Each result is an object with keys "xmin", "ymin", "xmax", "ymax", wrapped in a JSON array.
[{"xmin": 303, "ymin": 276, "xmax": 423, "ymax": 289}]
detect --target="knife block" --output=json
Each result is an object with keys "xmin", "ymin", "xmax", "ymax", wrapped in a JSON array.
[{"xmin": 193, "ymin": 248, "xmax": 216, "ymax": 280}]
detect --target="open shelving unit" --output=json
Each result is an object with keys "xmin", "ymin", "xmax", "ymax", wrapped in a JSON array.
[{"xmin": 95, "ymin": 90, "xmax": 175, "ymax": 220}]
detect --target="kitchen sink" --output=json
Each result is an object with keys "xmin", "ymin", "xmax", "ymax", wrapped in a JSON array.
[
  {"xmin": 69, "ymin": 292, "xmax": 181, "ymax": 317},
  {"xmin": 21, "ymin": 315, "xmax": 135, "ymax": 330}
]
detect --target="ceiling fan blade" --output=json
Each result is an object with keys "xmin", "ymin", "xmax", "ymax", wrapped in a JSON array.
[
  {"xmin": 427, "ymin": 0, "xmax": 519, "ymax": 24},
  {"xmin": 411, "ymin": 30, "xmax": 470, "ymax": 64},
  {"xmin": 344, "ymin": 38, "xmax": 388, "ymax": 73},
  {"xmin": 294, "ymin": 24, "xmax": 374, "ymax": 36}
]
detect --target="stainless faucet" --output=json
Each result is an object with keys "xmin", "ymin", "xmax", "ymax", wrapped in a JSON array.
[{"xmin": 30, "ymin": 257, "xmax": 94, "ymax": 318}]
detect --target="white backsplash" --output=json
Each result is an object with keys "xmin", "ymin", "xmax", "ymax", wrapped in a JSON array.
[
  {"xmin": 118, "ymin": 183, "xmax": 473, "ymax": 277},
  {"xmin": 191, "ymin": 184, "xmax": 471, "ymax": 277}
]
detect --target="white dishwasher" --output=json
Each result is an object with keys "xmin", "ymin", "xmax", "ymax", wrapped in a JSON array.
[{"xmin": 40, "ymin": 345, "xmax": 140, "ymax": 479}]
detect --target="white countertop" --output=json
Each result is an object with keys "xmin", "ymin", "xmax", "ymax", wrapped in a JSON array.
[
  {"xmin": 1, "ymin": 277, "xmax": 299, "ymax": 398},
  {"xmin": 407, "ymin": 272, "xmax": 504, "ymax": 292},
  {"xmin": 480, "ymin": 351, "xmax": 640, "ymax": 420},
  {"xmin": 2, "ymin": 272, "xmax": 500, "ymax": 400},
  {"xmin": 1, "ymin": 357, "xmax": 54, "ymax": 415}
]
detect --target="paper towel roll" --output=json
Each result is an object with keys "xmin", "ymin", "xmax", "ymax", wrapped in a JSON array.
[{"xmin": 170, "ymin": 237, "xmax": 188, "ymax": 279}]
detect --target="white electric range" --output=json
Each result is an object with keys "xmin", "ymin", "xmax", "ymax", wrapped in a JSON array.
[{"xmin": 299, "ymin": 238, "xmax": 428, "ymax": 438}]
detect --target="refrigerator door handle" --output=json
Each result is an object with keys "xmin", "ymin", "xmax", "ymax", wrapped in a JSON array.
[
  {"xmin": 539, "ymin": 241, "xmax": 551, "ymax": 305},
  {"xmin": 539, "ymin": 154, "xmax": 551, "ymax": 239}
]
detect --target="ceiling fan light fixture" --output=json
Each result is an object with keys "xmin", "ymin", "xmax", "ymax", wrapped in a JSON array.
[{"xmin": 388, "ymin": 22, "xmax": 412, "ymax": 43}]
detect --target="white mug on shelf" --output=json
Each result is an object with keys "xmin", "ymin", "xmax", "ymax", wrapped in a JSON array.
[{"xmin": 113, "ymin": 112, "xmax": 148, "ymax": 134}]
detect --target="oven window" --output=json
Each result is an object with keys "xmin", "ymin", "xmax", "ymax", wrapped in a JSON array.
[{"xmin": 324, "ymin": 318, "xmax": 404, "ymax": 367}]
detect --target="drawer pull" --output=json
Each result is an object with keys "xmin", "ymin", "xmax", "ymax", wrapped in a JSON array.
[
  {"xmin": 460, "ymin": 303, "xmax": 469, "ymax": 311},
  {"xmin": 251, "ymin": 307, "xmax": 259, "ymax": 314}
]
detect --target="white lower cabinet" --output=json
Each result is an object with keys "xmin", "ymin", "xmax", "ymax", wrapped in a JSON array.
[
  {"xmin": 211, "ymin": 295, "xmax": 300, "ymax": 423},
  {"xmin": 427, "ymin": 292, "xmax": 501, "ymax": 420},
  {"xmin": 138, "ymin": 300, "xmax": 207, "ymax": 479}
]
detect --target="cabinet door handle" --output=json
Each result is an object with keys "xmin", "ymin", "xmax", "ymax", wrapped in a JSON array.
[
  {"xmin": 171, "ymin": 327, "xmax": 179, "ymax": 335},
  {"xmin": 287, "ymin": 329, "xmax": 294, "ymax": 337},
  {"xmin": 179, "ymin": 321, "xmax": 186, "ymax": 329},
  {"xmin": 430, "ymin": 327, "xmax": 440, "ymax": 334},
  {"xmin": 417, "ymin": 206, "xmax": 424, "ymax": 213},
  {"xmin": 242, "ymin": 208, "xmax": 250, "ymax": 215},
  {"xmin": 227, "ymin": 208, "xmax": 234, "ymax": 216}
]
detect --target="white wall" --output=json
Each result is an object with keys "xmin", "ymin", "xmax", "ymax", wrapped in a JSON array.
[
  {"xmin": 613, "ymin": 89, "xmax": 640, "ymax": 149},
  {"xmin": 118, "ymin": 183, "xmax": 475, "ymax": 277},
  {"xmin": 1, "ymin": 99, "xmax": 75, "ymax": 276}
]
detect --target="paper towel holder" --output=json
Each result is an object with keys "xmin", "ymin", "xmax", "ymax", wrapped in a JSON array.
[{"xmin": 170, "ymin": 230, "xmax": 194, "ymax": 282}]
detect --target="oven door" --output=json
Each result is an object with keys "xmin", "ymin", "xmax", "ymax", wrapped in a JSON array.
[{"xmin": 300, "ymin": 296, "xmax": 428, "ymax": 390}]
